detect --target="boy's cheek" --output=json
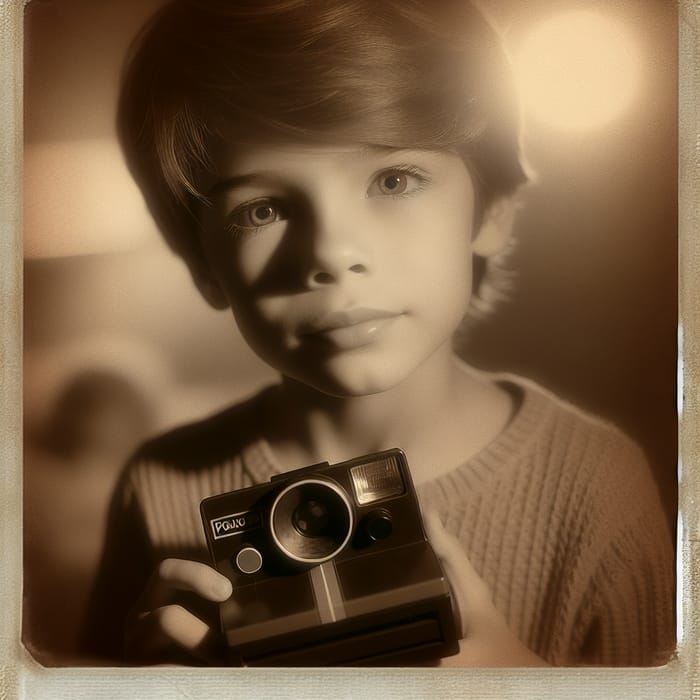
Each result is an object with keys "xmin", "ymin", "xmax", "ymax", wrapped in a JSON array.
[
  {"xmin": 231, "ymin": 297, "xmax": 299, "ymax": 348},
  {"xmin": 399, "ymin": 233, "xmax": 473, "ymax": 294},
  {"xmin": 230, "ymin": 311, "xmax": 288, "ymax": 369},
  {"xmin": 216, "ymin": 230, "xmax": 293, "ymax": 291}
]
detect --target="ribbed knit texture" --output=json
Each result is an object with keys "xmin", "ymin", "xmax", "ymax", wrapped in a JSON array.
[{"xmin": 82, "ymin": 377, "xmax": 675, "ymax": 665}]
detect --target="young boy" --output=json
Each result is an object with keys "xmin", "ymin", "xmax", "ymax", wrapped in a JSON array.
[{"xmin": 82, "ymin": 0, "xmax": 674, "ymax": 666}]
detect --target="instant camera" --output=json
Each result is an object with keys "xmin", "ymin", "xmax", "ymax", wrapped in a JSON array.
[{"xmin": 200, "ymin": 448, "xmax": 460, "ymax": 666}]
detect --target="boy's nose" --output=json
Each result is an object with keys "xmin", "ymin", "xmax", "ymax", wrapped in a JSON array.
[
  {"xmin": 303, "ymin": 215, "xmax": 371, "ymax": 288},
  {"xmin": 307, "ymin": 256, "xmax": 369, "ymax": 287}
]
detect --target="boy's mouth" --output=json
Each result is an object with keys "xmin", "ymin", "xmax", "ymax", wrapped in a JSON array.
[
  {"xmin": 300, "ymin": 308, "xmax": 399, "ymax": 333},
  {"xmin": 298, "ymin": 308, "xmax": 403, "ymax": 351}
]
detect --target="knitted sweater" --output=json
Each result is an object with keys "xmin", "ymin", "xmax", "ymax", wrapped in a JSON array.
[{"xmin": 82, "ymin": 377, "xmax": 675, "ymax": 665}]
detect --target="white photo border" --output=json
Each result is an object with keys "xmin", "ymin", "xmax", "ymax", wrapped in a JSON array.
[{"xmin": 1, "ymin": 0, "xmax": 697, "ymax": 697}]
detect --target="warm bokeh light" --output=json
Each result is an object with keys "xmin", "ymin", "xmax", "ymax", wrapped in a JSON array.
[
  {"xmin": 24, "ymin": 139, "xmax": 160, "ymax": 258},
  {"xmin": 514, "ymin": 11, "xmax": 642, "ymax": 132}
]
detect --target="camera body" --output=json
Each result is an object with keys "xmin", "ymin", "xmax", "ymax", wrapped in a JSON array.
[{"xmin": 200, "ymin": 448, "xmax": 459, "ymax": 666}]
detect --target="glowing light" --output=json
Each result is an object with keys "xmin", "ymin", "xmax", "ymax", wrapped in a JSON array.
[
  {"xmin": 514, "ymin": 11, "xmax": 642, "ymax": 132},
  {"xmin": 24, "ymin": 139, "xmax": 160, "ymax": 258}
]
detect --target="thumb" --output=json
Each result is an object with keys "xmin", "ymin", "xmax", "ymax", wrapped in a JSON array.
[{"xmin": 423, "ymin": 510, "xmax": 493, "ymax": 635}]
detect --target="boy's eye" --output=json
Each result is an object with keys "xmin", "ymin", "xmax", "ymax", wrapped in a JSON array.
[
  {"xmin": 368, "ymin": 167, "xmax": 428, "ymax": 198},
  {"xmin": 377, "ymin": 172, "xmax": 408, "ymax": 195},
  {"xmin": 229, "ymin": 200, "xmax": 285, "ymax": 229}
]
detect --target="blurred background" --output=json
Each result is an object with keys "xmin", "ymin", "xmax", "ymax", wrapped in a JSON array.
[{"xmin": 23, "ymin": 0, "xmax": 677, "ymax": 665}]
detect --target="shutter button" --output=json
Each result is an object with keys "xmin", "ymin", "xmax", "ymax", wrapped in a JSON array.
[{"xmin": 235, "ymin": 546, "xmax": 263, "ymax": 574}]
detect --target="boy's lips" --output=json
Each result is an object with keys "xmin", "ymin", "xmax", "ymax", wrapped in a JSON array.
[{"xmin": 298, "ymin": 308, "xmax": 403, "ymax": 350}]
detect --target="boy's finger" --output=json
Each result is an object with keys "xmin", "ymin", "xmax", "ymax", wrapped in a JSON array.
[
  {"xmin": 154, "ymin": 604, "xmax": 210, "ymax": 651},
  {"xmin": 127, "ymin": 604, "xmax": 219, "ymax": 663},
  {"xmin": 138, "ymin": 558, "xmax": 232, "ymax": 614},
  {"xmin": 423, "ymin": 510, "xmax": 469, "ymax": 635},
  {"xmin": 424, "ymin": 510, "xmax": 488, "ymax": 595},
  {"xmin": 423, "ymin": 510, "xmax": 492, "ymax": 631},
  {"xmin": 157, "ymin": 558, "xmax": 233, "ymax": 601}
]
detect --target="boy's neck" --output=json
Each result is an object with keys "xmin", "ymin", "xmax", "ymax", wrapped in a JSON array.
[{"xmin": 260, "ymin": 348, "xmax": 514, "ymax": 484}]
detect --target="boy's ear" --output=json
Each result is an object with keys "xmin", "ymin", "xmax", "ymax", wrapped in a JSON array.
[
  {"xmin": 190, "ymin": 265, "xmax": 230, "ymax": 310},
  {"xmin": 472, "ymin": 197, "xmax": 518, "ymax": 257}
]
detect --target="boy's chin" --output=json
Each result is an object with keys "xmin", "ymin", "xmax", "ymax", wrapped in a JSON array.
[{"xmin": 284, "ymin": 359, "xmax": 414, "ymax": 400}]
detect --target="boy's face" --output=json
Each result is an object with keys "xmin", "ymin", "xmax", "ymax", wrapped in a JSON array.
[{"xmin": 197, "ymin": 143, "xmax": 481, "ymax": 397}]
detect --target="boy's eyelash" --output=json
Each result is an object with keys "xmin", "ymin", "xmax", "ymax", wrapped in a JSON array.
[
  {"xmin": 383, "ymin": 164, "xmax": 429, "ymax": 180},
  {"xmin": 223, "ymin": 198, "xmax": 283, "ymax": 239},
  {"xmin": 370, "ymin": 165, "xmax": 431, "ymax": 197},
  {"xmin": 223, "ymin": 219, "xmax": 265, "ymax": 239},
  {"xmin": 224, "ymin": 223, "xmax": 261, "ymax": 239}
]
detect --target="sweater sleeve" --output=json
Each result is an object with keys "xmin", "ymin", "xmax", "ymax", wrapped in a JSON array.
[
  {"xmin": 568, "ymin": 434, "xmax": 675, "ymax": 666},
  {"xmin": 80, "ymin": 464, "xmax": 155, "ymax": 663}
]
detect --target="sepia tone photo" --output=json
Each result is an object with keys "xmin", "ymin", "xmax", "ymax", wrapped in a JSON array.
[{"xmin": 19, "ymin": 0, "xmax": 679, "ymax": 680}]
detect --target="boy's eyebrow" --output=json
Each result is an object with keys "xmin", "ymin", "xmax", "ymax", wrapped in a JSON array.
[
  {"xmin": 359, "ymin": 144, "xmax": 399, "ymax": 156},
  {"xmin": 205, "ymin": 173, "xmax": 275, "ymax": 198}
]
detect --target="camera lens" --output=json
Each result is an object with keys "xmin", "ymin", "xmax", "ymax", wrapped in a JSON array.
[
  {"xmin": 270, "ymin": 478, "xmax": 354, "ymax": 564},
  {"xmin": 292, "ymin": 499, "xmax": 330, "ymax": 537}
]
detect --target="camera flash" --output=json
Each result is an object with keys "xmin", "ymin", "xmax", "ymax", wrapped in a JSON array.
[{"xmin": 350, "ymin": 455, "xmax": 404, "ymax": 505}]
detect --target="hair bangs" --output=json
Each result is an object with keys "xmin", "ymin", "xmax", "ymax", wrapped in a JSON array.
[{"xmin": 118, "ymin": 0, "xmax": 528, "ymax": 290}]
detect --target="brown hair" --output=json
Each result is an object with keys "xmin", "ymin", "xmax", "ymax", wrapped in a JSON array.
[{"xmin": 118, "ymin": 0, "xmax": 527, "ymax": 302}]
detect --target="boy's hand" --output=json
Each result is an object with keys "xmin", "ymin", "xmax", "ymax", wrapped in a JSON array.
[
  {"xmin": 423, "ymin": 510, "xmax": 548, "ymax": 667},
  {"xmin": 125, "ymin": 558, "xmax": 233, "ymax": 665}
]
